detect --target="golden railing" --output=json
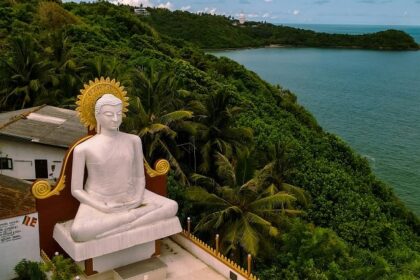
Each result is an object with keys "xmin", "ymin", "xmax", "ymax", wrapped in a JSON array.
[{"xmin": 181, "ymin": 217, "xmax": 259, "ymax": 280}]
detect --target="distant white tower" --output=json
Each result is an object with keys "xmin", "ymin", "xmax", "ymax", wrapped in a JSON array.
[{"xmin": 239, "ymin": 12, "xmax": 246, "ymax": 25}]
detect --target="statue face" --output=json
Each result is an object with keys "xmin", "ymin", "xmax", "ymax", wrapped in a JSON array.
[{"xmin": 96, "ymin": 104, "xmax": 123, "ymax": 131}]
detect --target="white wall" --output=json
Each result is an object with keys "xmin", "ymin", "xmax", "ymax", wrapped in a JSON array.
[
  {"xmin": 0, "ymin": 138, "xmax": 66, "ymax": 180},
  {"xmin": 0, "ymin": 213, "xmax": 40, "ymax": 280}
]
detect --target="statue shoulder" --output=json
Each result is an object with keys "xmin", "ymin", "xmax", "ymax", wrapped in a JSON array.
[
  {"xmin": 73, "ymin": 137, "xmax": 95, "ymax": 153},
  {"xmin": 120, "ymin": 132, "xmax": 142, "ymax": 145}
]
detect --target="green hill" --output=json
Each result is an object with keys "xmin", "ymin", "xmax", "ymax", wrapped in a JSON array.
[
  {"xmin": 144, "ymin": 8, "xmax": 419, "ymax": 50},
  {"xmin": 0, "ymin": 1, "xmax": 419, "ymax": 279}
]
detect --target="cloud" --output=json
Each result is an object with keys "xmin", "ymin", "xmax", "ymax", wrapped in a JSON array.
[
  {"xmin": 262, "ymin": 12, "xmax": 270, "ymax": 18},
  {"xmin": 180, "ymin": 5, "xmax": 191, "ymax": 11},
  {"xmin": 264, "ymin": 0, "xmax": 273, "ymax": 2},
  {"xmin": 239, "ymin": 0, "xmax": 251, "ymax": 3},
  {"xmin": 199, "ymin": 7, "xmax": 217, "ymax": 14},
  {"xmin": 293, "ymin": 9, "xmax": 300, "ymax": 16},
  {"xmin": 313, "ymin": 0, "xmax": 330, "ymax": 4},
  {"xmin": 111, "ymin": 0, "xmax": 152, "ymax": 6},
  {"xmin": 157, "ymin": 1, "xmax": 173, "ymax": 9}
]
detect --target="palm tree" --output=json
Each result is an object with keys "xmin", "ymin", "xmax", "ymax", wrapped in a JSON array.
[
  {"xmin": 0, "ymin": 36, "xmax": 54, "ymax": 110},
  {"xmin": 83, "ymin": 56, "xmax": 126, "ymax": 82},
  {"xmin": 256, "ymin": 142, "xmax": 310, "ymax": 208},
  {"xmin": 124, "ymin": 67, "xmax": 194, "ymax": 184},
  {"xmin": 194, "ymin": 89, "xmax": 253, "ymax": 174},
  {"xmin": 38, "ymin": 30, "xmax": 84, "ymax": 108},
  {"xmin": 187, "ymin": 153, "xmax": 304, "ymax": 261}
]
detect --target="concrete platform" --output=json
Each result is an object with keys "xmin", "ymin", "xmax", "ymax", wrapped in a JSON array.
[
  {"xmin": 79, "ymin": 238, "xmax": 226, "ymax": 280},
  {"xmin": 160, "ymin": 238, "xmax": 226, "ymax": 280}
]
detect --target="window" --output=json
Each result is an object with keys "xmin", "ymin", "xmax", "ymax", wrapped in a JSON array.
[{"xmin": 0, "ymin": 157, "xmax": 13, "ymax": 170}]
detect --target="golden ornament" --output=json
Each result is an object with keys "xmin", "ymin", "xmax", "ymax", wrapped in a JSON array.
[{"xmin": 76, "ymin": 77, "xmax": 129, "ymax": 130}]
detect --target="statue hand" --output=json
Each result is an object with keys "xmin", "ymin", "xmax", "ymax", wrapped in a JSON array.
[{"xmin": 103, "ymin": 200, "xmax": 141, "ymax": 213}]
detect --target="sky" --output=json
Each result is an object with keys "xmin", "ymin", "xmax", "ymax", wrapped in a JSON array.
[{"xmin": 101, "ymin": 0, "xmax": 420, "ymax": 26}]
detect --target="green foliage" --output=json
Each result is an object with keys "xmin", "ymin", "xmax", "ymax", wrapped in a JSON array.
[
  {"xmin": 13, "ymin": 259, "xmax": 47, "ymax": 280},
  {"xmin": 123, "ymin": 66, "xmax": 194, "ymax": 184},
  {"xmin": 37, "ymin": 1, "xmax": 81, "ymax": 30},
  {"xmin": 187, "ymin": 153, "xmax": 305, "ymax": 260},
  {"xmin": 41, "ymin": 254, "xmax": 82, "ymax": 280},
  {"xmin": 145, "ymin": 8, "xmax": 419, "ymax": 50}
]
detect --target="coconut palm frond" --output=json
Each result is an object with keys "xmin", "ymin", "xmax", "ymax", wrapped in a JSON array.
[
  {"xmin": 249, "ymin": 191, "xmax": 296, "ymax": 210},
  {"xmin": 157, "ymin": 139, "xmax": 188, "ymax": 185},
  {"xmin": 161, "ymin": 110, "xmax": 193, "ymax": 125},
  {"xmin": 190, "ymin": 173, "xmax": 220, "ymax": 190},
  {"xmin": 239, "ymin": 217, "xmax": 259, "ymax": 256},
  {"xmin": 185, "ymin": 186, "xmax": 230, "ymax": 208},
  {"xmin": 281, "ymin": 182, "xmax": 310, "ymax": 207},
  {"xmin": 215, "ymin": 153, "xmax": 236, "ymax": 187}
]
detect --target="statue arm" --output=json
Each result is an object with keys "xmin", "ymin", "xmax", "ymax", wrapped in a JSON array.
[
  {"xmin": 132, "ymin": 136, "xmax": 146, "ymax": 204},
  {"xmin": 71, "ymin": 146, "xmax": 112, "ymax": 213}
]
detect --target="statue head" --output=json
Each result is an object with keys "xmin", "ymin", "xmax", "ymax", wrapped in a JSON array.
[{"xmin": 95, "ymin": 94, "xmax": 123, "ymax": 133}]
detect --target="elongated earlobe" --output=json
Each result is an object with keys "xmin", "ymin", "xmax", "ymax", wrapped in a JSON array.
[{"xmin": 97, "ymin": 123, "xmax": 101, "ymax": 134}]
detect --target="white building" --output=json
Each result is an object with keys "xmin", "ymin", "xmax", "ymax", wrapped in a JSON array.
[
  {"xmin": 0, "ymin": 174, "xmax": 39, "ymax": 280},
  {"xmin": 134, "ymin": 4, "xmax": 150, "ymax": 16},
  {"xmin": 239, "ymin": 12, "xmax": 246, "ymax": 25},
  {"xmin": 0, "ymin": 105, "xmax": 86, "ymax": 181}
]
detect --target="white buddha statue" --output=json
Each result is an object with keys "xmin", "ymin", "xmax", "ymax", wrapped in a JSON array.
[{"xmin": 70, "ymin": 94, "xmax": 178, "ymax": 242}]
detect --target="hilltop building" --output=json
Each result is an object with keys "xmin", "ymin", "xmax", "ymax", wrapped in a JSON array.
[
  {"xmin": 239, "ymin": 12, "xmax": 246, "ymax": 25},
  {"xmin": 134, "ymin": 3, "xmax": 150, "ymax": 16}
]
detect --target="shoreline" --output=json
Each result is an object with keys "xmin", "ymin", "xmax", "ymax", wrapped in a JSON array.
[{"xmin": 204, "ymin": 43, "xmax": 420, "ymax": 52}]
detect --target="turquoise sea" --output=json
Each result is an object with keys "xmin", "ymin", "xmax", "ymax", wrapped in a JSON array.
[{"xmin": 211, "ymin": 25, "xmax": 420, "ymax": 216}]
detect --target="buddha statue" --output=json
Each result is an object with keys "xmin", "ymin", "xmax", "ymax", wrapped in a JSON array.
[{"xmin": 70, "ymin": 93, "xmax": 178, "ymax": 242}]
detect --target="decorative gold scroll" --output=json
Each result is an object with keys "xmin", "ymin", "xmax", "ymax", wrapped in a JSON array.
[
  {"xmin": 32, "ymin": 135, "xmax": 93, "ymax": 199},
  {"xmin": 144, "ymin": 159, "xmax": 170, "ymax": 177}
]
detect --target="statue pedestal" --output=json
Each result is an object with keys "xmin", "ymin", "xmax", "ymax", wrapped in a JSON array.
[
  {"xmin": 114, "ymin": 258, "xmax": 167, "ymax": 280},
  {"xmin": 78, "ymin": 242, "xmax": 155, "ymax": 273},
  {"xmin": 53, "ymin": 216, "xmax": 181, "ymax": 273}
]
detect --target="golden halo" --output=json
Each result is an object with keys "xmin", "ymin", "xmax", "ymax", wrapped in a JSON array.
[{"xmin": 76, "ymin": 77, "xmax": 129, "ymax": 130}]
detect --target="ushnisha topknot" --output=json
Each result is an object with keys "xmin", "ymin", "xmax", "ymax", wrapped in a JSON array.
[{"xmin": 95, "ymin": 94, "xmax": 123, "ymax": 115}]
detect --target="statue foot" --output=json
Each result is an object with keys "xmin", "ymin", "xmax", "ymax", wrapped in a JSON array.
[{"xmin": 129, "ymin": 203, "xmax": 160, "ymax": 218}]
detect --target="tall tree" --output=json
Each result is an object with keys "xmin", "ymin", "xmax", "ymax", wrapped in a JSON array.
[
  {"xmin": 0, "ymin": 36, "xmax": 53, "ymax": 110},
  {"xmin": 187, "ymin": 153, "xmax": 304, "ymax": 261},
  {"xmin": 194, "ymin": 89, "xmax": 253, "ymax": 174},
  {"xmin": 124, "ymin": 67, "xmax": 194, "ymax": 184},
  {"xmin": 39, "ymin": 30, "xmax": 83, "ymax": 108}
]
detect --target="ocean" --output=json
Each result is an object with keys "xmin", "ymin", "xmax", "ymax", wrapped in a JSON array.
[{"xmin": 210, "ymin": 24, "xmax": 420, "ymax": 216}]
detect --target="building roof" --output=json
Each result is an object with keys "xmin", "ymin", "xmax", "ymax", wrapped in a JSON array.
[
  {"xmin": 0, "ymin": 174, "xmax": 35, "ymax": 219},
  {"xmin": 0, "ymin": 105, "xmax": 86, "ymax": 148}
]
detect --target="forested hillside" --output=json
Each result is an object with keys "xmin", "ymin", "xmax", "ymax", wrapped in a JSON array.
[
  {"xmin": 0, "ymin": 1, "xmax": 419, "ymax": 279},
  {"xmin": 145, "ymin": 8, "xmax": 419, "ymax": 50}
]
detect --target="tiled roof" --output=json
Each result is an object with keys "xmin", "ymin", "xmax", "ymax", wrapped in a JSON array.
[
  {"xmin": 0, "ymin": 105, "xmax": 86, "ymax": 148},
  {"xmin": 0, "ymin": 174, "xmax": 35, "ymax": 219}
]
